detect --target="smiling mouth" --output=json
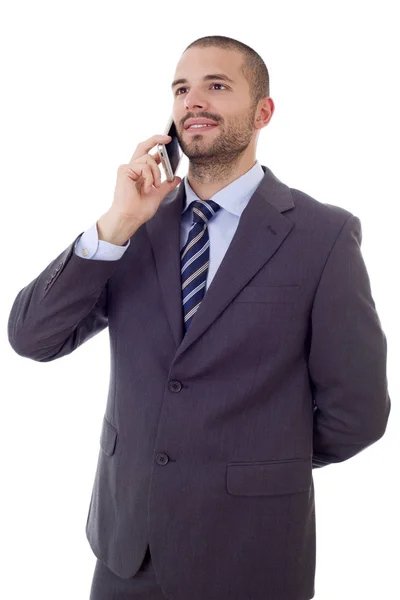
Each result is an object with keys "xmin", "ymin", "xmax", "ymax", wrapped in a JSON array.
[{"xmin": 186, "ymin": 124, "xmax": 218, "ymax": 133}]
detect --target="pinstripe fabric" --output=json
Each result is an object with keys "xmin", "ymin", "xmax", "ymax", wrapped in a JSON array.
[{"xmin": 181, "ymin": 199, "xmax": 221, "ymax": 332}]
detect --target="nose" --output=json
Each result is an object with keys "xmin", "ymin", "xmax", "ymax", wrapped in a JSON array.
[{"xmin": 184, "ymin": 91, "xmax": 207, "ymax": 110}]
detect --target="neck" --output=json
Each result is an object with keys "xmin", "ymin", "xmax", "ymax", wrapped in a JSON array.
[{"xmin": 187, "ymin": 154, "xmax": 257, "ymax": 200}]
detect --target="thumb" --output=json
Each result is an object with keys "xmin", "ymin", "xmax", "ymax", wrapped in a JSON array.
[{"xmin": 160, "ymin": 175, "xmax": 182, "ymax": 193}]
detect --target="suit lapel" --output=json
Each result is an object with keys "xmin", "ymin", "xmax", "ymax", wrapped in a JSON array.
[{"xmin": 146, "ymin": 164, "xmax": 295, "ymax": 358}]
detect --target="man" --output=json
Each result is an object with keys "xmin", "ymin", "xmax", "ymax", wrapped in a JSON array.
[{"xmin": 8, "ymin": 35, "xmax": 390, "ymax": 600}]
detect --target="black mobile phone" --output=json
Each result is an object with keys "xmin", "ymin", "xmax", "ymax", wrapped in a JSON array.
[{"xmin": 157, "ymin": 117, "xmax": 183, "ymax": 182}]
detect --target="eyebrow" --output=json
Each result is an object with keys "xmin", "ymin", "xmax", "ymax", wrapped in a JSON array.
[{"xmin": 171, "ymin": 73, "xmax": 236, "ymax": 90}]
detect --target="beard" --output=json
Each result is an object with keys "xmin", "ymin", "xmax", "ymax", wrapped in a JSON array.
[{"xmin": 176, "ymin": 103, "xmax": 258, "ymax": 183}]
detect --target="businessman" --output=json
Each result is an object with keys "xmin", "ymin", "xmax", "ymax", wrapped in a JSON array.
[{"xmin": 8, "ymin": 35, "xmax": 390, "ymax": 600}]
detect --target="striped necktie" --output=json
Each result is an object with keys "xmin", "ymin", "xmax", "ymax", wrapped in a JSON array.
[{"xmin": 181, "ymin": 199, "xmax": 222, "ymax": 332}]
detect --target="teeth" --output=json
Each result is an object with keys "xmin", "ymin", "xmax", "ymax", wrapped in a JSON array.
[{"xmin": 189, "ymin": 124, "xmax": 214, "ymax": 128}]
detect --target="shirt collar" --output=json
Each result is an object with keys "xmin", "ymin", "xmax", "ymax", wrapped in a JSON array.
[{"xmin": 181, "ymin": 160, "xmax": 265, "ymax": 218}]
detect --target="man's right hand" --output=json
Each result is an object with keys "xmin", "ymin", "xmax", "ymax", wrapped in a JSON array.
[
  {"xmin": 96, "ymin": 135, "xmax": 182, "ymax": 246},
  {"xmin": 109, "ymin": 134, "xmax": 182, "ymax": 228}
]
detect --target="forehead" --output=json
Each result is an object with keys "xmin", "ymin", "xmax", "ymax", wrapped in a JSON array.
[{"xmin": 173, "ymin": 47, "xmax": 244, "ymax": 82}]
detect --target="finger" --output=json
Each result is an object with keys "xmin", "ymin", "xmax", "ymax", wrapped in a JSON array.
[
  {"xmin": 140, "ymin": 164, "xmax": 153, "ymax": 194},
  {"xmin": 136, "ymin": 154, "xmax": 162, "ymax": 188},
  {"xmin": 129, "ymin": 135, "xmax": 171, "ymax": 163},
  {"xmin": 158, "ymin": 175, "xmax": 182, "ymax": 194},
  {"xmin": 150, "ymin": 151, "xmax": 162, "ymax": 165},
  {"xmin": 122, "ymin": 161, "xmax": 146, "ymax": 182},
  {"xmin": 124, "ymin": 165, "xmax": 141, "ymax": 182}
]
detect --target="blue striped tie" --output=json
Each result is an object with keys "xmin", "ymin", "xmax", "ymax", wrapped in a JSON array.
[{"xmin": 181, "ymin": 199, "xmax": 222, "ymax": 332}]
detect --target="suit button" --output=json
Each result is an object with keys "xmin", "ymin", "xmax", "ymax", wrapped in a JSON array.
[
  {"xmin": 156, "ymin": 453, "xmax": 169, "ymax": 465},
  {"xmin": 169, "ymin": 380, "xmax": 182, "ymax": 392}
]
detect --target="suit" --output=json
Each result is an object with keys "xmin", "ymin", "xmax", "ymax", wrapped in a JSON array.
[{"xmin": 8, "ymin": 164, "xmax": 390, "ymax": 600}]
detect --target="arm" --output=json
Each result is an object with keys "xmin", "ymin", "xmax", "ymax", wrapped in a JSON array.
[
  {"xmin": 7, "ymin": 232, "xmax": 117, "ymax": 362},
  {"xmin": 8, "ymin": 212, "xmax": 141, "ymax": 362},
  {"xmin": 308, "ymin": 215, "xmax": 391, "ymax": 468}
]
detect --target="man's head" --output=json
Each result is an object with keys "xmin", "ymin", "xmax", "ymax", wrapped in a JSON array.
[{"xmin": 171, "ymin": 35, "xmax": 274, "ymax": 179}]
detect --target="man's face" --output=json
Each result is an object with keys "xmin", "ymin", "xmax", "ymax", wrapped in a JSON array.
[{"xmin": 171, "ymin": 47, "xmax": 259, "ymax": 163}]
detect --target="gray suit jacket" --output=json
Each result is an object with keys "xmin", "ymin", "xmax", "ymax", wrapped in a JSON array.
[{"xmin": 8, "ymin": 165, "xmax": 390, "ymax": 600}]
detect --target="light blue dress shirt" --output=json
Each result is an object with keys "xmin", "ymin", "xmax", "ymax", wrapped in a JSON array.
[{"xmin": 75, "ymin": 160, "xmax": 265, "ymax": 291}]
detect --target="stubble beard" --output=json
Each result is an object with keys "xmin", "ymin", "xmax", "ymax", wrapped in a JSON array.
[{"xmin": 178, "ymin": 105, "xmax": 257, "ymax": 184}]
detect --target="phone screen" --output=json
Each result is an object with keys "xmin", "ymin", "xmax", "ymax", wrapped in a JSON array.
[{"xmin": 166, "ymin": 120, "xmax": 182, "ymax": 174}]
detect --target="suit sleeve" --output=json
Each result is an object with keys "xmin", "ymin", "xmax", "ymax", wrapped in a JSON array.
[
  {"xmin": 308, "ymin": 215, "xmax": 391, "ymax": 468},
  {"xmin": 7, "ymin": 232, "xmax": 123, "ymax": 362}
]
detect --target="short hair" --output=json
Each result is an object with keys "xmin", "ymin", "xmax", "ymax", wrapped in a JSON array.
[{"xmin": 183, "ymin": 35, "xmax": 270, "ymax": 108}]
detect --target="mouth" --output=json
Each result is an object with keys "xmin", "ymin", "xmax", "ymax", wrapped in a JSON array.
[{"xmin": 185, "ymin": 124, "xmax": 218, "ymax": 133}]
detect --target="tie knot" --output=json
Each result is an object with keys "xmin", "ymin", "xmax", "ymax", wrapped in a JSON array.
[{"xmin": 191, "ymin": 199, "xmax": 221, "ymax": 226}]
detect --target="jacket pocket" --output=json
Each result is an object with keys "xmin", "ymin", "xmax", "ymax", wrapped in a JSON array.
[
  {"xmin": 234, "ymin": 284, "xmax": 300, "ymax": 303},
  {"xmin": 100, "ymin": 416, "xmax": 117, "ymax": 457},
  {"xmin": 226, "ymin": 458, "xmax": 311, "ymax": 496}
]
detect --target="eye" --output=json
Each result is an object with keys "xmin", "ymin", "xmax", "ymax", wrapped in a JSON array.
[{"xmin": 175, "ymin": 83, "xmax": 227, "ymax": 96}]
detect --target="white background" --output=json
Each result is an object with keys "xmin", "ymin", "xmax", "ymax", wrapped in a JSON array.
[{"xmin": 1, "ymin": 1, "xmax": 398, "ymax": 598}]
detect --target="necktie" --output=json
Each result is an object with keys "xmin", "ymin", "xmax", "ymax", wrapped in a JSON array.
[{"xmin": 181, "ymin": 199, "xmax": 222, "ymax": 332}]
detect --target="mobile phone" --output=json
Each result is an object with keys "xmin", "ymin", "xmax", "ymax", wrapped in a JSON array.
[{"xmin": 157, "ymin": 116, "xmax": 183, "ymax": 182}]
